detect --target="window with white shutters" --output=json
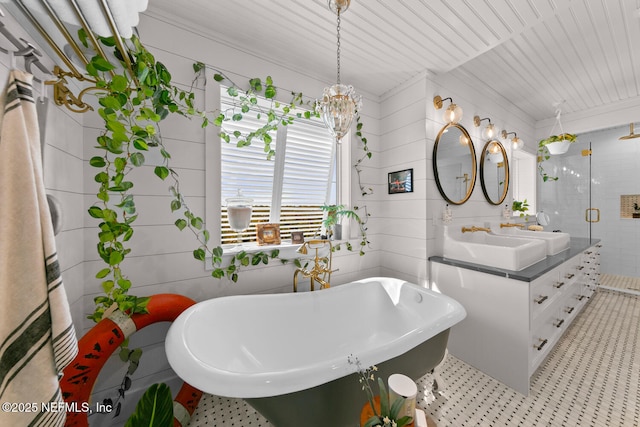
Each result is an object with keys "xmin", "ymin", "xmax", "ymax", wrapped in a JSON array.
[{"xmin": 220, "ymin": 89, "xmax": 336, "ymax": 244}]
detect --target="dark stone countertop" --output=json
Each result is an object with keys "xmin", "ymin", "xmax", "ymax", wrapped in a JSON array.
[{"xmin": 429, "ymin": 237, "xmax": 600, "ymax": 282}]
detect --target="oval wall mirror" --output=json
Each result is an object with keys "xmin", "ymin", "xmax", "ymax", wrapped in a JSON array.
[
  {"xmin": 479, "ymin": 140, "xmax": 509, "ymax": 205},
  {"xmin": 433, "ymin": 123, "xmax": 477, "ymax": 205}
]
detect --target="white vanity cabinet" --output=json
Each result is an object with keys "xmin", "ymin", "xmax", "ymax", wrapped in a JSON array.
[{"xmin": 430, "ymin": 241, "xmax": 601, "ymax": 395}]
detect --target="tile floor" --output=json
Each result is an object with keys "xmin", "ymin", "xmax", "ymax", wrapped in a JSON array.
[
  {"xmin": 600, "ymin": 273, "xmax": 640, "ymax": 293},
  {"xmin": 189, "ymin": 278, "xmax": 640, "ymax": 426}
]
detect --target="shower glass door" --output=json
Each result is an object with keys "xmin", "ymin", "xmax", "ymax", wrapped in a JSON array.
[
  {"xmin": 538, "ymin": 140, "xmax": 593, "ymax": 240},
  {"xmin": 538, "ymin": 124, "xmax": 640, "ymax": 278}
]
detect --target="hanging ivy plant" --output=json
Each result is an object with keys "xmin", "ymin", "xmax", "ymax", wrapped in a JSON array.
[
  {"xmin": 84, "ymin": 42, "xmax": 373, "ymax": 325},
  {"xmin": 537, "ymin": 133, "xmax": 577, "ymax": 182},
  {"xmin": 70, "ymin": 27, "xmax": 374, "ymax": 425}
]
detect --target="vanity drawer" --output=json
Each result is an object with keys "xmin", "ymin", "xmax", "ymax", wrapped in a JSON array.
[
  {"xmin": 530, "ymin": 270, "xmax": 560, "ymax": 319},
  {"xmin": 529, "ymin": 312, "xmax": 559, "ymax": 373}
]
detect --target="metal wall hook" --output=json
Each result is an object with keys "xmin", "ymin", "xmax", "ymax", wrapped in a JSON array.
[
  {"xmin": 0, "ymin": 20, "xmax": 52, "ymax": 82},
  {"xmin": 0, "ymin": 19, "xmax": 52, "ymax": 83}
]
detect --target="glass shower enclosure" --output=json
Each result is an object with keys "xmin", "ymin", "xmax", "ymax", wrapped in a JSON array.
[{"xmin": 538, "ymin": 124, "xmax": 640, "ymax": 280}]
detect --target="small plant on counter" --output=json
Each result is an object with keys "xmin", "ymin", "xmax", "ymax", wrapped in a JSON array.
[
  {"xmin": 348, "ymin": 355, "xmax": 413, "ymax": 427},
  {"xmin": 321, "ymin": 204, "xmax": 370, "ymax": 255},
  {"xmin": 512, "ymin": 199, "xmax": 530, "ymax": 221}
]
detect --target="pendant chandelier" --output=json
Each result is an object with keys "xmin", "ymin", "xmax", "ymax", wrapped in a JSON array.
[{"xmin": 317, "ymin": 0, "xmax": 362, "ymax": 143}]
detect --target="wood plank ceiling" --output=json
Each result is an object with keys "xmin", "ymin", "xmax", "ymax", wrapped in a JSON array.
[{"xmin": 149, "ymin": 0, "xmax": 640, "ymax": 122}]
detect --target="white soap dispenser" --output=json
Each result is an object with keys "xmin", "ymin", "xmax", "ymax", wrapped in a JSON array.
[
  {"xmin": 502, "ymin": 203, "xmax": 512, "ymax": 220},
  {"xmin": 443, "ymin": 204, "xmax": 453, "ymax": 224}
]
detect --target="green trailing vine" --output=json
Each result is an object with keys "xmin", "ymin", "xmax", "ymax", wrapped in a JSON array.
[
  {"xmin": 86, "ymin": 34, "xmax": 203, "ymax": 323},
  {"xmin": 84, "ymin": 40, "xmax": 373, "ymax": 324},
  {"xmin": 537, "ymin": 145, "xmax": 558, "ymax": 182},
  {"xmin": 76, "ymin": 29, "xmax": 373, "ymax": 423}
]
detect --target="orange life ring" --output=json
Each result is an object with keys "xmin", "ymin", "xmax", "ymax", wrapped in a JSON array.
[{"xmin": 60, "ymin": 294, "xmax": 203, "ymax": 427}]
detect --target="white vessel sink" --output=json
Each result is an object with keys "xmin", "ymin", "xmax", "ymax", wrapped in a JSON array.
[
  {"xmin": 487, "ymin": 223, "xmax": 570, "ymax": 255},
  {"xmin": 438, "ymin": 225, "xmax": 547, "ymax": 271}
]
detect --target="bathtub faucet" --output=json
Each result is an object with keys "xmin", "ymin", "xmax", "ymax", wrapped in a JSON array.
[
  {"xmin": 461, "ymin": 226, "xmax": 491, "ymax": 233},
  {"xmin": 293, "ymin": 239, "xmax": 336, "ymax": 292}
]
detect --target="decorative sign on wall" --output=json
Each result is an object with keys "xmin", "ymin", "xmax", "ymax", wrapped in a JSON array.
[{"xmin": 388, "ymin": 168, "xmax": 413, "ymax": 194}]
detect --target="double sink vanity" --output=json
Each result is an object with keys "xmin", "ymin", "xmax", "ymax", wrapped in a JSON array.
[{"xmin": 430, "ymin": 224, "xmax": 601, "ymax": 395}]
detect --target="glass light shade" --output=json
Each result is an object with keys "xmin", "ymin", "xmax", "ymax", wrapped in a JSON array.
[
  {"xmin": 443, "ymin": 103, "xmax": 463, "ymax": 124},
  {"xmin": 488, "ymin": 141, "xmax": 501, "ymax": 154},
  {"xmin": 318, "ymin": 83, "xmax": 362, "ymax": 143},
  {"xmin": 511, "ymin": 137, "xmax": 524, "ymax": 150},
  {"xmin": 486, "ymin": 141, "xmax": 503, "ymax": 163},
  {"xmin": 459, "ymin": 134, "xmax": 469, "ymax": 145},
  {"xmin": 483, "ymin": 123, "xmax": 496, "ymax": 139}
]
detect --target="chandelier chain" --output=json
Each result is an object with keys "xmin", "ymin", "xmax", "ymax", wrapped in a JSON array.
[{"xmin": 336, "ymin": 7, "xmax": 341, "ymax": 85}]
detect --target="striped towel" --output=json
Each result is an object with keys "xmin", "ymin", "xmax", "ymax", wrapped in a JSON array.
[{"xmin": 0, "ymin": 71, "xmax": 78, "ymax": 426}]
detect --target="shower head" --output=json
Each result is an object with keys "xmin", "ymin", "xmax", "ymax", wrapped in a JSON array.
[{"xmin": 619, "ymin": 123, "xmax": 640, "ymax": 140}]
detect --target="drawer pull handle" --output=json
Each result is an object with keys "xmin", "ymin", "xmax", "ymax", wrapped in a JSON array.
[
  {"xmin": 553, "ymin": 281, "xmax": 565, "ymax": 289},
  {"xmin": 534, "ymin": 295, "xmax": 548, "ymax": 304},
  {"xmin": 565, "ymin": 306, "xmax": 574, "ymax": 314},
  {"xmin": 576, "ymin": 295, "xmax": 585, "ymax": 301},
  {"xmin": 535, "ymin": 338, "xmax": 548, "ymax": 351},
  {"xmin": 576, "ymin": 266, "xmax": 584, "ymax": 270},
  {"xmin": 585, "ymin": 251, "xmax": 592, "ymax": 255},
  {"xmin": 554, "ymin": 319, "xmax": 564, "ymax": 328},
  {"xmin": 565, "ymin": 273, "xmax": 575, "ymax": 279}
]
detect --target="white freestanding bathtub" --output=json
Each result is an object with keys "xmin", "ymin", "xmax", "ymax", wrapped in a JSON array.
[{"xmin": 165, "ymin": 277, "xmax": 466, "ymax": 426}]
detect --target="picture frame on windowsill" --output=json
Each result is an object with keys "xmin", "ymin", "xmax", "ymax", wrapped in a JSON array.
[{"xmin": 256, "ymin": 223, "xmax": 281, "ymax": 245}]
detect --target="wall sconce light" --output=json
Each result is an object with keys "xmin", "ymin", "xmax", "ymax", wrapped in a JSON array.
[
  {"xmin": 501, "ymin": 130, "xmax": 524, "ymax": 150},
  {"xmin": 434, "ymin": 95, "xmax": 463, "ymax": 124},
  {"xmin": 486, "ymin": 140, "xmax": 504, "ymax": 163},
  {"xmin": 474, "ymin": 115, "xmax": 497, "ymax": 140}
]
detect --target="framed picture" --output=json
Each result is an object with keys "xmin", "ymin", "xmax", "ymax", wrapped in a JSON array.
[
  {"xmin": 256, "ymin": 223, "xmax": 281, "ymax": 245},
  {"xmin": 290, "ymin": 231, "xmax": 305, "ymax": 244},
  {"xmin": 388, "ymin": 168, "xmax": 413, "ymax": 194}
]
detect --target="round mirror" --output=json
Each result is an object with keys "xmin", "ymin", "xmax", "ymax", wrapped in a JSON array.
[
  {"xmin": 479, "ymin": 140, "xmax": 509, "ymax": 205},
  {"xmin": 433, "ymin": 123, "xmax": 477, "ymax": 205}
]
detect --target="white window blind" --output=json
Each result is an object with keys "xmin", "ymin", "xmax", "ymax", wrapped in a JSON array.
[{"xmin": 220, "ymin": 89, "xmax": 336, "ymax": 244}]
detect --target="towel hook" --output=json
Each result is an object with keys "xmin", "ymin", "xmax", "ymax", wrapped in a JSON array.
[{"xmin": 0, "ymin": 21, "xmax": 52, "ymax": 82}]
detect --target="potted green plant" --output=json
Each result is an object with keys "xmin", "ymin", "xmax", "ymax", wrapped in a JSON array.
[
  {"xmin": 537, "ymin": 133, "xmax": 577, "ymax": 181},
  {"xmin": 633, "ymin": 203, "xmax": 640, "ymax": 218},
  {"xmin": 349, "ymin": 356, "xmax": 413, "ymax": 427},
  {"xmin": 320, "ymin": 204, "xmax": 369, "ymax": 254},
  {"xmin": 512, "ymin": 199, "xmax": 530, "ymax": 221},
  {"xmin": 539, "ymin": 132, "xmax": 577, "ymax": 155}
]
